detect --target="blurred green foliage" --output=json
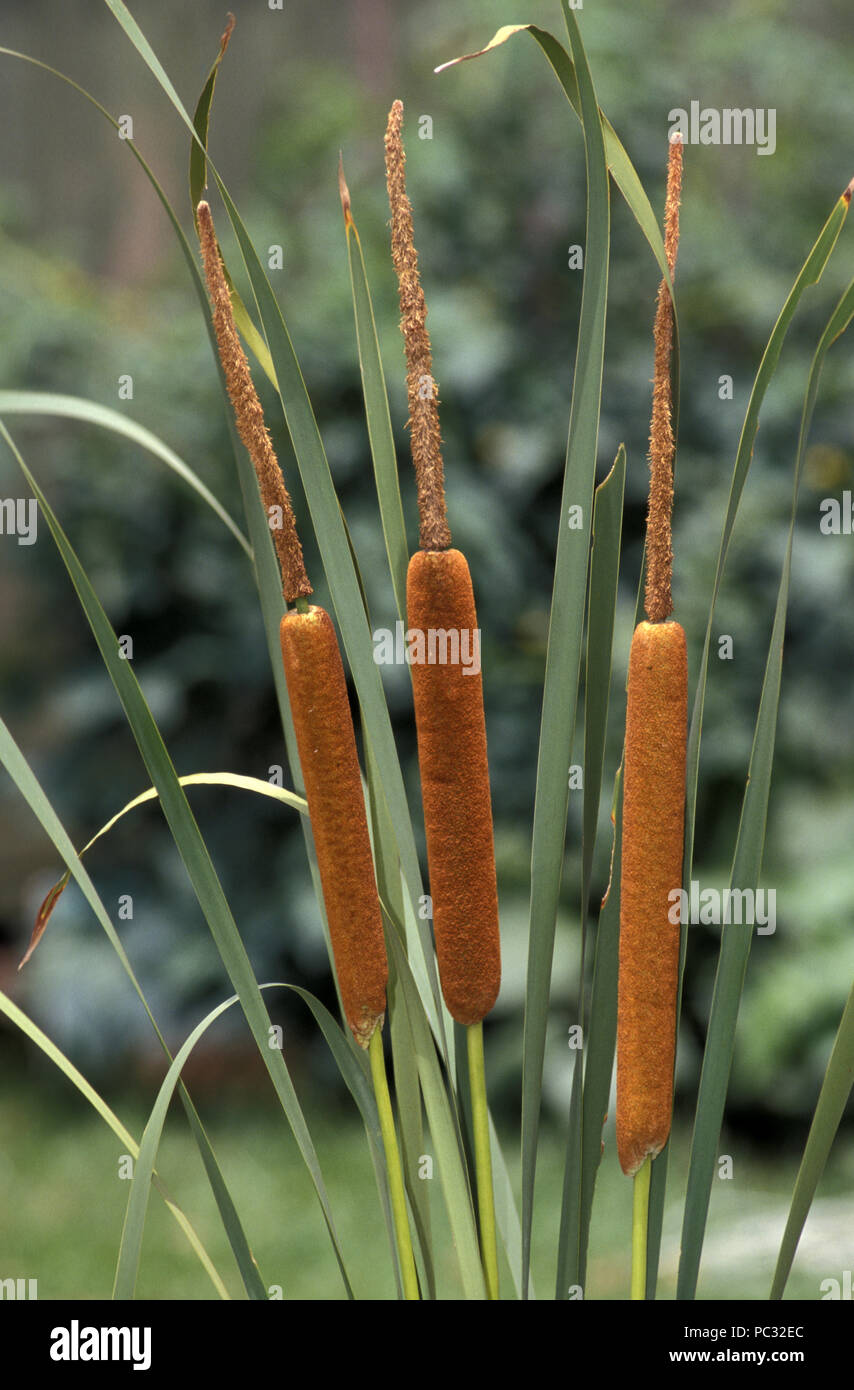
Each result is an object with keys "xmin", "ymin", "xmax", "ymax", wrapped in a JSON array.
[
  {"xmin": 3, "ymin": 1068, "xmax": 851, "ymax": 1299},
  {"xmin": 0, "ymin": 0, "xmax": 852, "ymax": 1151}
]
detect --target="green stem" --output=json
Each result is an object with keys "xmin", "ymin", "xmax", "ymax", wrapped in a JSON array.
[
  {"xmin": 369, "ymin": 1026, "xmax": 420, "ymax": 1300},
  {"xmin": 631, "ymin": 1156, "xmax": 651, "ymax": 1300},
  {"xmin": 467, "ymin": 1020, "xmax": 499, "ymax": 1299}
]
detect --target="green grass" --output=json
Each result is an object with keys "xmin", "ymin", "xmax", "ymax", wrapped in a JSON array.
[{"xmin": 2, "ymin": 1081, "xmax": 848, "ymax": 1300}]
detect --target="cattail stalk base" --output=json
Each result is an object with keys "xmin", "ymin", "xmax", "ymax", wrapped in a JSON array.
[
  {"xmin": 467, "ymin": 1019, "xmax": 499, "ymax": 1299},
  {"xmin": 631, "ymin": 1156, "xmax": 652, "ymax": 1300},
  {"xmin": 369, "ymin": 1028, "xmax": 420, "ymax": 1299}
]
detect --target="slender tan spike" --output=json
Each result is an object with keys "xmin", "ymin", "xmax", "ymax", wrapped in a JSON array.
[
  {"xmin": 644, "ymin": 133, "xmax": 683, "ymax": 625},
  {"xmin": 196, "ymin": 199, "xmax": 312, "ymax": 604},
  {"xmin": 617, "ymin": 135, "xmax": 688, "ymax": 1182},
  {"xmin": 385, "ymin": 104, "xmax": 501, "ymax": 1027},
  {"xmin": 385, "ymin": 92, "xmax": 499, "ymax": 1298},
  {"xmin": 197, "ymin": 201, "xmax": 386, "ymax": 1046},
  {"xmin": 385, "ymin": 100, "xmax": 451, "ymax": 552}
]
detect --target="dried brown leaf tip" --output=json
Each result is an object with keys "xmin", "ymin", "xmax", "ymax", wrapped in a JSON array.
[
  {"xmin": 196, "ymin": 200, "xmax": 312, "ymax": 604},
  {"xmin": 219, "ymin": 12, "xmax": 236, "ymax": 56},
  {"xmin": 338, "ymin": 151, "xmax": 353, "ymax": 228},
  {"xmin": 18, "ymin": 872, "xmax": 70, "ymax": 970},
  {"xmin": 384, "ymin": 99, "xmax": 451, "ymax": 552},
  {"xmin": 644, "ymin": 132, "xmax": 683, "ymax": 625}
]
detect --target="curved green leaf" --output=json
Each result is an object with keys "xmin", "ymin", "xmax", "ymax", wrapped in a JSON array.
[
  {"xmin": 19, "ymin": 772, "xmax": 306, "ymax": 969},
  {"xmin": 556, "ymin": 447, "xmax": 625, "ymax": 1295},
  {"xmin": 189, "ymin": 13, "xmax": 234, "ymax": 212},
  {"xmin": 0, "ymin": 709, "xmax": 266, "ymax": 1298},
  {"xmin": 212, "ymin": 175, "xmax": 447, "ymax": 1051},
  {"xmin": 0, "ymin": 421, "xmax": 355, "ymax": 1298},
  {"xmin": 0, "ymin": 391, "xmax": 250, "ymax": 555},
  {"xmin": 771, "ymin": 979, "xmax": 854, "ymax": 1299},
  {"xmin": 520, "ymin": 2, "xmax": 610, "ymax": 1294},
  {"xmin": 436, "ymin": 22, "xmax": 676, "ymax": 303},
  {"xmin": 677, "ymin": 272, "xmax": 854, "ymax": 1301},
  {"xmin": 384, "ymin": 925, "xmax": 485, "ymax": 1299},
  {"xmin": 340, "ymin": 167, "xmax": 409, "ymax": 622},
  {"xmin": 0, "ymin": 988, "xmax": 229, "ymax": 1299},
  {"xmin": 684, "ymin": 190, "xmax": 849, "ymax": 882}
]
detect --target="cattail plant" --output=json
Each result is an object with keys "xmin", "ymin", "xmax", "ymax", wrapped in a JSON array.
[
  {"xmin": 10, "ymin": 1, "xmax": 853, "ymax": 1307},
  {"xmin": 384, "ymin": 100, "xmax": 501, "ymax": 1299},
  {"xmin": 615, "ymin": 133, "xmax": 687, "ymax": 1299},
  {"xmin": 197, "ymin": 199, "xmax": 419, "ymax": 1299}
]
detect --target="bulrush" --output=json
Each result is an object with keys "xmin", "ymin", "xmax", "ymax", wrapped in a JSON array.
[
  {"xmin": 384, "ymin": 101, "xmax": 500, "ymax": 1298},
  {"xmin": 616, "ymin": 133, "xmax": 687, "ymax": 1191},
  {"xmin": 199, "ymin": 197, "xmax": 420, "ymax": 1297},
  {"xmin": 197, "ymin": 200, "xmax": 387, "ymax": 1049},
  {"xmin": 384, "ymin": 100, "xmax": 501, "ymax": 1030}
]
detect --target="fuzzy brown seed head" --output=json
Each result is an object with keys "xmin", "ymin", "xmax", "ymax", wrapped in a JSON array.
[
  {"xmin": 196, "ymin": 200, "xmax": 312, "ymax": 604},
  {"xmin": 280, "ymin": 605, "xmax": 387, "ymax": 1046},
  {"xmin": 644, "ymin": 134, "xmax": 683, "ymax": 625},
  {"xmin": 407, "ymin": 549, "xmax": 500, "ymax": 1024},
  {"xmin": 616, "ymin": 620, "xmax": 687, "ymax": 1175},
  {"xmin": 384, "ymin": 100, "xmax": 451, "ymax": 552}
]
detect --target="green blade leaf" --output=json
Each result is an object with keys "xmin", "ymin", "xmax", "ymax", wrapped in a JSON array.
[
  {"xmin": 0, "ymin": 46, "xmax": 214, "ymax": 339},
  {"xmin": 438, "ymin": 24, "xmax": 681, "ymax": 453},
  {"xmin": 677, "ymin": 271, "xmax": 854, "ymax": 1301},
  {"xmin": 583, "ymin": 765, "xmax": 624, "ymax": 1296},
  {"xmin": 102, "ymin": 0, "xmax": 195, "ymax": 136},
  {"xmin": 97, "ymin": 0, "xmax": 448, "ymax": 1065},
  {"xmin": 0, "ymin": 988, "xmax": 229, "ymax": 1299},
  {"xmin": 20, "ymin": 773, "xmax": 306, "ymax": 969},
  {"xmin": 520, "ymin": 2, "xmax": 610, "ymax": 1293},
  {"xmin": 293, "ymin": 981, "xmax": 409, "ymax": 1299},
  {"xmin": 114, "ymin": 982, "xmax": 384, "ymax": 1300},
  {"xmin": 364, "ymin": 739, "xmax": 436, "ymax": 1298},
  {"xmin": 684, "ymin": 189, "xmax": 849, "ymax": 880},
  {"xmin": 340, "ymin": 168, "xmax": 409, "ymax": 623},
  {"xmin": 384, "ymin": 924, "xmax": 486, "ymax": 1300},
  {"xmin": 212, "ymin": 175, "xmax": 448, "ymax": 1053},
  {"xmin": 189, "ymin": 13, "xmax": 234, "ymax": 213},
  {"xmin": 0, "ymin": 392, "xmax": 250, "ymax": 555},
  {"xmin": 188, "ymin": 18, "xmax": 275, "ymax": 386},
  {"xmin": 0, "ymin": 712, "xmax": 267, "ymax": 1299},
  {"xmin": 555, "ymin": 447, "xmax": 625, "ymax": 1295},
  {"xmin": 0, "ymin": 421, "xmax": 356, "ymax": 1298},
  {"xmin": 114, "ymin": 989, "xmax": 249, "ymax": 1300},
  {"xmin": 436, "ymin": 23, "xmax": 677, "ymax": 300},
  {"xmin": 0, "ymin": 46, "xmax": 283, "ymax": 704},
  {"xmin": 771, "ymin": 979, "xmax": 854, "ymax": 1299},
  {"xmin": 581, "ymin": 447, "xmax": 627, "ymax": 913}
]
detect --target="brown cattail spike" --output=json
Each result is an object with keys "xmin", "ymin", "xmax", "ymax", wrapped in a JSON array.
[
  {"xmin": 385, "ymin": 100, "xmax": 452, "ymax": 552},
  {"xmin": 616, "ymin": 619, "xmax": 687, "ymax": 1175},
  {"xmin": 407, "ymin": 549, "xmax": 500, "ymax": 1024},
  {"xmin": 196, "ymin": 200, "xmax": 312, "ymax": 605},
  {"xmin": 644, "ymin": 133, "xmax": 683, "ymax": 624},
  {"xmin": 280, "ymin": 606, "xmax": 388, "ymax": 1046}
]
